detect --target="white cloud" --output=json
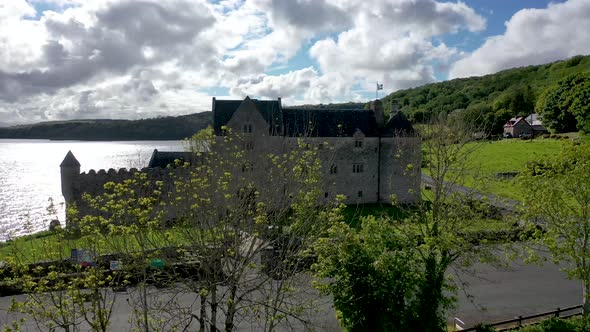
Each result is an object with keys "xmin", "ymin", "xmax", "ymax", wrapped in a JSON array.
[
  {"xmin": 231, "ymin": 68, "xmax": 310, "ymax": 97},
  {"xmin": 450, "ymin": 0, "xmax": 590, "ymax": 79},
  {"xmin": 0, "ymin": 0, "xmax": 487, "ymax": 125},
  {"xmin": 308, "ymin": 0, "xmax": 485, "ymax": 92}
]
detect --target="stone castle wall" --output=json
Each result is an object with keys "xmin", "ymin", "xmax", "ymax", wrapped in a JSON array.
[
  {"xmin": 62, "ymin": 166, "xmax": 179, "ymax": 221},
  {"xmin": 61, "ymin": 135, "xmax": 421, "ymax": 225}
]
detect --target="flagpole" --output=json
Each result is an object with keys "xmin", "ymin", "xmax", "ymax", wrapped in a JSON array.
[
  {"xmin": 376, "ymin": 82, "xmax": 378, "ymax": 100},
  {"xmin": 376, "ymin": 82, "xmax": 383, "ymax": 100}
]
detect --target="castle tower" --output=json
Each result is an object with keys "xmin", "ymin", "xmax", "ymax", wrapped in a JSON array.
[
  {"xmin": 371, "ymin": 99, "xmax": 385, "ymax": 128},
  {"xmin": 60, "ymin": 150, "xmax": 80, "ymax": 203}
]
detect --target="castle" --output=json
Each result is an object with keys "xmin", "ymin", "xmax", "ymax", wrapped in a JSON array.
[{"xmin": 60, "ymin": 97, "xmax": 421, "ymax": 223}]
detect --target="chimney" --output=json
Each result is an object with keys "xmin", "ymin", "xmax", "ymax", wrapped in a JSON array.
[
  {"xmin": 371, "ymin": 99, "xmax": 384, "ymax": 128},
  {"xmin": 390, "ymin": 102, "xmax": 400, "ymax": 120}
]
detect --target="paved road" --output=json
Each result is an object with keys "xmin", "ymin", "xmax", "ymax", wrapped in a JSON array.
[
  {"xmin": 1, "ymin": 255, "xmax": 579, "ymax": 331},
  {"xmin": 451, "ymin": 254, "xmax": 580, "ymax": 328}
]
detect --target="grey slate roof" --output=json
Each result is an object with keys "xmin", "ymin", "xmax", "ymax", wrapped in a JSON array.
[
  {"xmin": 382, "ymin": 111, "xmax": 415, "ymax": 136},
  {"xmin": 212, "ymin": 97, "xmax": 414, "ymax": 138},
  {"xmin": 282, "ymin": 108, "xmax": 381, "ymax": 137},
  {"xmin": 212, "ymin": 97, "xmax": 283, "ymax": 136},
  {"xmin": 148, "ymin": 149, "xmax": 195, "ymax": 168}
]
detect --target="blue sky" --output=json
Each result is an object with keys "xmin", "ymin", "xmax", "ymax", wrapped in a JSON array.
[{"xmin": 0, "ymin": 0, "xmax": 588, "ymax": 125}]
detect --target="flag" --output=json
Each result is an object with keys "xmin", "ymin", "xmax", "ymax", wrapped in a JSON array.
[{"xmin": 377, "ymin": 83, "xmax": 383, "ymax": 90}]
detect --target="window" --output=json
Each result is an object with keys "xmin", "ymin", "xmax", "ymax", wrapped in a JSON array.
[
  {"xmin": 243, "ymin": 123, "xmax": 252, "ymax": 133},
  {"xmin": 354, "ymin": 139, "xmax": 363, "ymax": 148},
  {"xmin": 330, "ymin": 164, "xmax": 338, "ymax": 174},
  {"xmin": 324, "ymin": 192, "xmax": 329, "ymax": 198},
  {"xmin": 358, "ymin": 191, "xmax": 363, "ymax": 198},
  {"xmin": 243, "ymin": 141, "xmax": 254, "ymax": 150},
  {"xmin": 352, "ymin": 163, "xmax": 364, "ymax": 173}
]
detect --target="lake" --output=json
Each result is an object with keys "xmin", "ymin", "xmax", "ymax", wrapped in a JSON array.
[{"xmin": 0, "ymin": 139, "xmax": 186, "ymax": 240}]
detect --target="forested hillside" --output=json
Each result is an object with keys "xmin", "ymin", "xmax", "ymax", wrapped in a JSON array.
[
  {"xmin": 381, "ymin": 55, "xmax": 590, "ymax": 134},
  {"xmin": 0, "ymin": 112, "xmax": 211, "ymax": 140}
]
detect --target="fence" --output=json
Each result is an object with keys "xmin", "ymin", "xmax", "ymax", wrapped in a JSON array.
[{"xmin": 453, "ymin": 304, "xmax": 584, "ymax": 331}]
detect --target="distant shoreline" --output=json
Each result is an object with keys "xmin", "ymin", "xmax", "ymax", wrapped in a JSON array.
[{"xmin": 0, "ymin": 112, "xmax": 212, "ymax": 141}]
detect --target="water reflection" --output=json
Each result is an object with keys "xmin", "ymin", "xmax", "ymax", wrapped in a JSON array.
[{"xmin": 0, "ymin": 139, "xmax": 186, "ymax": 240}]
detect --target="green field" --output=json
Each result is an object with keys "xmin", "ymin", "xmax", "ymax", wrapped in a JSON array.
[{"xmin": 457, "ymin": 138, "xmax": 570, "ymax": 200}]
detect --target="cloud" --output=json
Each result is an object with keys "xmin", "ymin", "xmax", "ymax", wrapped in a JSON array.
[
  {"xmin": 0, "ymin": 0, "xmax": 488, "ymax": 125},
  {"xmin": 264, "ymin": 0, "xmax": 351, "ymax": 32},
  {"xmin": 0, "ymin": 0, "xmax": 215, "ymax": 102},
  {"xmin": 230, "ymin": 67, "xmax": 317, "ymax": 99},
  {"xmin": 308, "ymin": 0, "xmax": 485, "ymax": 91},
  {"xmin": 450, "ymin": 0, "xmax": 590, "ymax": 78}
]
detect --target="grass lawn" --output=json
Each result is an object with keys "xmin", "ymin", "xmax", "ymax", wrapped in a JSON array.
[
  {"xmin": 343, "ymin": 203, "xmax": 514, "ymax": 234},
  {"xmin": 0, "ymin": 228, "xmax": 188, "ymax": 263},
  {"xmin": 446, "ymin": 138, "xmax": 570, "ymax": 201}
]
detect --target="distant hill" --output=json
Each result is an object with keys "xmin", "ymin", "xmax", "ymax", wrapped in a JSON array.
[
  {"xmin": 0, "ymin": 112, "xmax": 212, "ymax": 141},
  {"xmin": 380, "ymin": 54, "xmax": 590, "ymax": 134}
]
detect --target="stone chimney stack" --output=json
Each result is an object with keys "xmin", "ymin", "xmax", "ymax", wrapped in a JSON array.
[
  {"xmin": 60, "ymin": 150, "xmax": 80, "ymax": 203},
  {"xmin": 372, "ymin": 99, "xmax": 385, "ymax": 128},
  {"xmin": 390, "ymin": 101, "xmax": 400, "ymax": 118}
]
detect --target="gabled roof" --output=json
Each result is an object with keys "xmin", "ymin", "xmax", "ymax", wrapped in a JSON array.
[
  {"xmin": 504, "ymin": 116, "xmax": 528, "ymax": 128},
  {"xmin": 212, "ymin": 97, "xmax": 415, "ymax": 138},
  {"xmin": 60, "ymin": 150, "xmax": 80, "ymax": 167},
  {"xmin": 382, "ymin": 111, "xmax": 415, "ymax": 137},
  {"xmin": 212, "ymin": 97, "xmax": 283, "ymax": 135},
  {"xmin": 148, "ymin": 149, "xmax": 196, "ymax": 168}
]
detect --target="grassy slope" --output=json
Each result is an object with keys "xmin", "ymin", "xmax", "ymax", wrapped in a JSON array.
[{"xmin": 461, "ymin": 138, "xmax": 569, "ymax": 200}]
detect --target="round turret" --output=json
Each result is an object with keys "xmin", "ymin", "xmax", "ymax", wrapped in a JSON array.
[{"xmin": 60, "ymin": 150, "xmax": 81, "ymax": 202}]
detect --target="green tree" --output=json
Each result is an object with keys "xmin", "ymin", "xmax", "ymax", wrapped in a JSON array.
[
  {"xmin": 315, "ymin": 114, "xmax": 500, "ymax": 331},
  {"xmin": 5, "ymin": 201, "xmax": 120, "ymax": 332},
  {"xmin": 536, "ymin": 73, "xmax": 590, "ymax": 133},
  {"xmin": 79, "ymin": 173, "xmax": 175, "ymax": 331},
  {"xmin": 570, "ymin": 78, "xmax": 590, "ymax": 133},
  {"xmin": 60, "ymin": 126, "xmax": 341, "ymax": 331},
  {"xmin": 520, "ymin": 143, "xmax": 590, "ymax": 314},
  {"xmin": 166, "ymin": 128, "xmax": 339, "ymax": 331},
  {"xmin": 314, "ymin": 214, "xmax": 423, "ymax": 331}
]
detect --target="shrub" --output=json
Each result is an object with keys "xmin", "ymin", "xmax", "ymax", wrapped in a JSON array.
[{"xmin": 538, "ymin": 317, "xmax": 576, "ymax": 332}]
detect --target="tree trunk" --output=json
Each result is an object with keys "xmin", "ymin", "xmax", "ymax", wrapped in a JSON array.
[
  {"xmin": 583, "ymin": 281, "xmax": 590, "ymax": 315},
  {"xmin": 417, "ymin": 255, "xmax": 445, "ymax": 331},
  {"xmin": 210, "ymin": 286, "xmax": 218, "ymax": 332},
  {"xmin": 225, "ymin": 283, "xmax": 238, "ymax": 332},
  {"xmin": 142, "ymin": 282, "xmax": 149, "ymax": 332},
  {"xmin": 199, "ymin": 288, "xmax": 207, "ymax": 332}
]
